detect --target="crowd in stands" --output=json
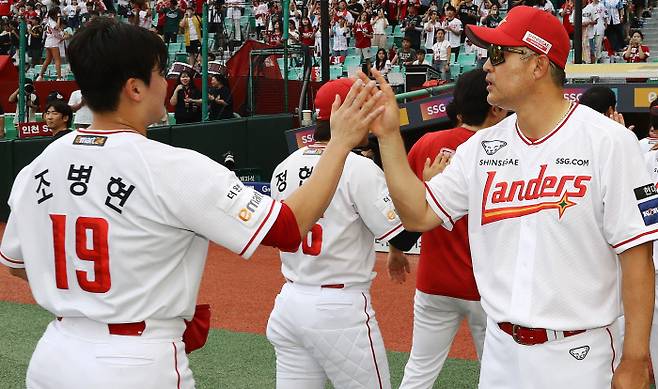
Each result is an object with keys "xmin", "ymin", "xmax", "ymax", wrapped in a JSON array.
[
  {"xmin": 0, "ymin": 0, "xmax": 653, "ymax": 132},
  {"xmin": 0, "ymin": 0, "xmax": 652, "ymax": 77}
]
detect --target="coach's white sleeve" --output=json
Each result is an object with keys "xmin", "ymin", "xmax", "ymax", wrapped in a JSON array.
[
  {"xmin": 350, "ymin": 157, "xmax": 404, "ymax": 242},
  {"xmin": 424, "ymin": 141, "xmax": 472, "ymax": 231},
  {"xmin": 601, "ymin": 129, "xmax": 658, "ymax": 254},
  {"xmin": 149, "ymin": 146, "xmax": 281, "ymax": 259}
]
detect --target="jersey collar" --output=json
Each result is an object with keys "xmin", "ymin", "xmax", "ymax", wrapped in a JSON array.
[
  {"xmin": 515, "ymin": 102, "xmax": 577, "ymax": 146},
  {"xmin": 78, "ymin": 129, "xmax": 143, "ymax": 136}
]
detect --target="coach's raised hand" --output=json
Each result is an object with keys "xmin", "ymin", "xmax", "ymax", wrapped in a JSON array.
[
  {"xmin": 328, "ymin": 75, "xmax": 384, "ymax": 150},
  {"xmin": 358, "ymin": 68, "xmax": 401, "ymax": 139}
]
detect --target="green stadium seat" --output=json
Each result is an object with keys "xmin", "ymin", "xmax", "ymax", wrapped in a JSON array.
[
  {"xmin": 240, "ymin": 15, "xmax": 255, "ymax": 30},
  {"xmin": 458, "ymin": 53, "xmax": 476, "ymax": 65},
  {"xmin": 461, "ymin": 63, "xmax": 478, "ymax": 73},
  {"xmin": 385, "ymin": 25, "xmax": 393, "ymax": 35},
  {"xmin": 330, "ymin": 65, "xmax": 344, "ymax": 79},
  {"xmin": 450, "ymin": 63, "xmax": 461, "ymax": 78},
  {"xmin": 344, "ymin": 55, "xmax": 361, "ymax": 68},
  {"xmin": 176, "ymin": 34, "xmax": 186, "ymax": 43}
]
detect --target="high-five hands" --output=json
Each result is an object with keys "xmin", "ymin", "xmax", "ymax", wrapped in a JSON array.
[{"xmin": 329, "ymin": 72, "xmax": 385, "ymax": 150}]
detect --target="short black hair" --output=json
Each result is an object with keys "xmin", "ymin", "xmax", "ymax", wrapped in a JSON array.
[
  {"xmin": 453, "ymin": 68, "xmax": 491, "ymax": 126},
  {"xmin": 314, "ymin": 120, "xmax": 330, "ymax": 142},
  {"xmin": 45, "ymin": 100, "xmax": 73, "ymax": 128},
  {"xmin": 67, "ymin": 17, "xmax": 168, "ymax": 113},
  {"xmin": 631, "ymin": 29, "xmax": 644, "ymax": 39},
  {"xmin": 650, "ymin": 97, "xmax": 658, "ymax": 129},
  {"xmin": 445, "ymin": 5, "xmax": 456, "ymax": 12},
  {"xmin": 417, "ymin": 49, "xmax": 426, "ymax": 55},
  {"xmin": 579, "ymin": 86, "xmax": 616, "ymax": 114}
]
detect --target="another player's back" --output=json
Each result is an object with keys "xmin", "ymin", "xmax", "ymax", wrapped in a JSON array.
[
  {"xmin": 6, "ymin": 130, "xmax": 241, "ymax": 322},
  {"xmin": 271, "ymin": 145, "xmax": 402, "ymax": 285}
]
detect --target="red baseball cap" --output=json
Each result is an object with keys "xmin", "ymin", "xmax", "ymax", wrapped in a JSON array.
[
  {"xmin": 466, "ymin": 6, "xmax": 570, "ymax": 69},
  {"xmin": 314, "ymin": 78, "xmax": 355, "ymax": 121}
]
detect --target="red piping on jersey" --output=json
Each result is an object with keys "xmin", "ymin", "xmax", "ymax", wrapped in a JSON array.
[
  {"xmin": 173, "ymin": 342, "xmax": 181, "ymax": 389},
  {"xmin": 606, "ymin": 328, "xmax": 616, "ymax": 374},
  {"xmin": 611, "ymin": 228, "xmax": 658, "ymax": 249},
  {"xmin": 423, "ymin": 182, "xmax": 455, "ymax": 226},
  {"xmin": 515, "ymin": 103, "xmax": 578, "ymax": 146},
  {"xmin": 238, "ymin": 200, "xmax": 277, "ymax": 256},
  {"xmin": 0, "ymin": 250, "xmax": 24, "ymax": 264},
  {"xmin": 77, "ymin": 129, "xmax": 139, "ymax": 135},
  {"xmin": 362, "ymin": 293, "xmax": 383, "ymax": 389},
  {"xmin": 377, "ymin": 223, "xmax": 403, "ymax": 241}
]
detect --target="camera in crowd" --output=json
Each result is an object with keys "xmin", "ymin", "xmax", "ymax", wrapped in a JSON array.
[{"xmin": 24, "ymin": 83, "xmax": 35, "ymax": 94}]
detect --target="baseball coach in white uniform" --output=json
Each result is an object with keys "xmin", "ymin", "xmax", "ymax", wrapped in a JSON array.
[{"xmin": 368, "ymin": 6, "xmax": 657, "ymax": 389}]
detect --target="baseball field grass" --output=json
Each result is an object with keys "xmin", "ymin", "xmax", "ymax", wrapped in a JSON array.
[{"xmin": 0, "ymin": 301, "xmax": 480, "ymax": 388}]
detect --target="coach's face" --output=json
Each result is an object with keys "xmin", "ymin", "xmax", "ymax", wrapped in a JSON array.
[{"xmin": 483, "ymin": 45, "xmax": 538, "ymax": 110}]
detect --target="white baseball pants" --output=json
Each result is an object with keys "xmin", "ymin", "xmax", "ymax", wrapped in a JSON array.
[
  {"xmin": 399, "ymin": 290, "xmax": 486, "ymax": 389},
  {"xmin": 478, "ymin": 317, "xmax": 621, "ymax": 389},
  {"xmin": 266, "ymin": 281, "xmax": 391, "ymax": 389},
  {"xmin": 26, "ymin": 317, "xmax": 195, "ymax": 389}
]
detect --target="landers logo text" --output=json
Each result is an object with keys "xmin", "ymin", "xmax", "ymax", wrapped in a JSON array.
[{"xmin": 481, "ymin": 165, "xmax": 591, "ymax": 224}]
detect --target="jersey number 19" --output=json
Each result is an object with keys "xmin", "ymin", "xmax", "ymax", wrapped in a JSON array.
[{"xmin": 50, "ymin": 214, "xmax": 111, "ymax": 293}]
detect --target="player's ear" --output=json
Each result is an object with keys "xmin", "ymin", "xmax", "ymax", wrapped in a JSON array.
[
  {"xmin": 123, "ymin": 77, "xmax": 145, "ymax": 103},
  {"xmin": 533, "ymin": 55, "xmax": 551, "ymax": 81}
]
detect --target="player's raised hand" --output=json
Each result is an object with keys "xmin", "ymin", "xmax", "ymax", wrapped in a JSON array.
[
  {"xmin": 422, "ymin": 152, "xmax": 451, "ymax": 181},
  {"xmin": 387, "ymin": 245, "xmax": 410, "ymax": 283},
  {"xmin": 357, "ymin": 68, "xmax": 401, "ymax": 139},
  {"xmin": 329, "ymin": 75, "xmax": 384, "ymax": 150},
  {"xmin": 609, "ymin": 110, "xmax": 636, "ymax": 132}
]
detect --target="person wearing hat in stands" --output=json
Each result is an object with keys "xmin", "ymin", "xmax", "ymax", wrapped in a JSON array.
[
  {"xmin": 369, "ymin": 5, "xmax": 655, "ymax": 388},
  {"xmin": 267, "ymin": 78, "xmax": 419, "ymax": 389}
]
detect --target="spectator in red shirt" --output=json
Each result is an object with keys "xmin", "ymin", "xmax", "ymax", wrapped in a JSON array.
[
  {"xmin": 559, "ymin": 0, "xmax": 574, "ymax": 40},
  {"xmin": 298, "ymin": 16, "xmax": 315, "ymax": 47},
  {"xmin": 624, "ymin": 30, "xmax": 650, "ymax": 63},
  {"xmin": 267, "ymin": 19, "xmax": 283, "ymax": 46},
  {"xmin": 353, "ymin": 11, "xmax": 373, "ymax": 64},
  {"xmin": 389, "ymin": 69, "xmax": 508, "ymax": 388},
  {"xmin": 0, "ymin": 0, "xmax": 11, "ymax": 17}
]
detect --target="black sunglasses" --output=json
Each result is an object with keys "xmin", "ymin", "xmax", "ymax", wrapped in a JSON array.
[{"xmin": 487, "ymin": 44, "xmax": 529, "ymax": 66}]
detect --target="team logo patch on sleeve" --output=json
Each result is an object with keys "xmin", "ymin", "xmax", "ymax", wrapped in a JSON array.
[
  {"xmin": 375, "ymin": 194, "xmax": 400, "ymax": 222},
  {"xmin": 638, "ymin": 197, "xmax": 658, "ymax": 226},
  {"xmin": 634, "ymin": 183, "xmax": 658, "ymax": 201},
  {"xmin": 73, "ymin": 135, "xmax": 108, "ymax": 146}
]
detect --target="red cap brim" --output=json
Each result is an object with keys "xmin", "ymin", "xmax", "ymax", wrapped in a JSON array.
[{"xmin": 465, "ymin": 24, "xmax": 523, "ymax": 49}]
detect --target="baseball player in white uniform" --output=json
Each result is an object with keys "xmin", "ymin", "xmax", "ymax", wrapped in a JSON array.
[
  {"xmin": 0, "ymin": 19, "xmax": 385, "ymax": 389},
  {"xmin": 369, "ymin": 6, "xmax": 657, "ymax": 388},
  {"xmin": 266, "ymin": 78, "xmax": 419, "ymax": 389}
]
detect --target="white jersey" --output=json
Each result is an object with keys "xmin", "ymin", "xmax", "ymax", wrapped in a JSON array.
[
  {"xmin": 645, "ymin": 150, "xmax": 658, "ymax": 268},
  {"xmin": 0, "ymin": 129, "xmax": 280, "ymax": 323},
  {"xmin": 270, "ymin": 144, "xmax": 403, "ymax": 285},
  {"xmin": 639, "ymin": 136, "xmax": 658, "ymax": 153},
  {"xmin": 425, "ymin": 103, "xmax": 658, "ymax": 330}
]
